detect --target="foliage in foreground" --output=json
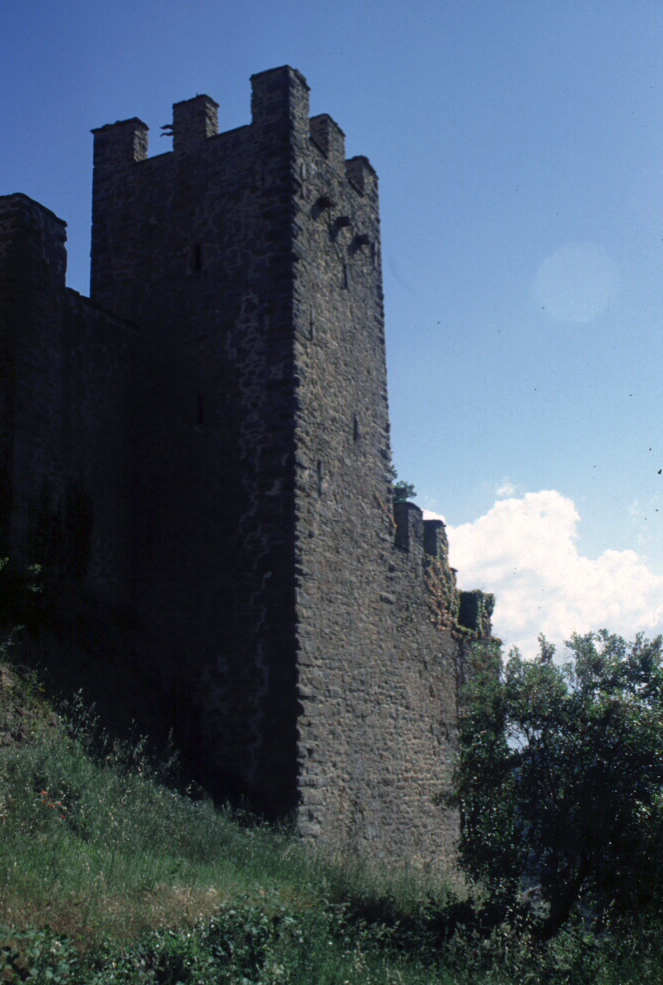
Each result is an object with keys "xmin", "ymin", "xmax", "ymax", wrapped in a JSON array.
[
  {"xmin": 4, "ymin": 890, "xmax": 663, "ymax": 984},
  {"xmin": 451, "ymin": 630, "xmax": 663, "ymax": 938},
  {"xmin": 2, "ymin": 562, "xmax": 663, "ymax": 983},
  {"xmin": 0, "ymin": 656, "xmax": 663, "ymax": 982}
]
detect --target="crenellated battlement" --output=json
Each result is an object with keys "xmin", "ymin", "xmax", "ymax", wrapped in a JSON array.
[
  {"xmin": 90, "ymin": 67, "xmax": 375, "ymax": 212},
  {"xmin": 393, "ymin": 500, "xmax": 494, "ymax": 637},
  {"xmin": 91, "ymin": 118, "xmax": 148, "ymax": 167},
  {"xmin": 394, "ymin": 500, "xmax": 425, "ymax": 554},
  {"xmin": 250, "ymin": 65, "xmax": 310, "ymax": 136},
  {"xmin": 394, "ymin": 501, "xmax": 449, "ymax": 561},
  {"xmin": 310, "ymin": 113, "xmax": 346, "ymax": 168},
  {"xmin": 172, "ymin": 94, "xmax": 219, "ymax": 153},
  {"xmin": 345, "ymin": 156, "xmax": 378, "ymax": 198},
  {"xmin": 0, "ymin": 193, "xmax": 67, "ymax": 291}
]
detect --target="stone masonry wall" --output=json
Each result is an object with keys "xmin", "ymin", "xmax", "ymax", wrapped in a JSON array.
[
  {"xmin": 289, "ymin": 110, "xmax": 470, "ymax": 863},
  {"xmin": 1, "ymin": 68, "xmax": 492, "ymax": 862},
  {"xmin": 0, "ymin": 193, "xmax": 134, "ymax": 595},
  {"xmin": 89, "ymin": 70, "xmax": 315, "ymax": 815}
]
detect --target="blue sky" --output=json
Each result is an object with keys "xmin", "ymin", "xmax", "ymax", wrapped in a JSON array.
[{"xmin": 4, "ymin": 0, "xmax": 663, "ymax": 656}]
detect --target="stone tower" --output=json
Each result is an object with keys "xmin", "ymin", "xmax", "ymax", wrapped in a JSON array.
[{"xmin": 1, "ymin": 67, "xmax": 492, "ymax": 862}]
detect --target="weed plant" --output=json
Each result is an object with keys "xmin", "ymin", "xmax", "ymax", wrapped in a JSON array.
[{"xmin": 1, "ymin": 655, "xmax": 663, "ymax": 983}]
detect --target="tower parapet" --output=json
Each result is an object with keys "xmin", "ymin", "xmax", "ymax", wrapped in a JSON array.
[
  {"xmin": 424, "ymin": 516, "xmax": 447, "ymax": 557},
  {"xmin": 172, "ymin": 95, "xmax": 219, "ymax": 153},
  {"xmin": 310, "ymin": 114, "xmax": 346, "ymax": 170},
  {"xmin": 394, "ymin": 500, "xmax": 425, "ymax": 554},
  {"xmin": 345, "ymin": 155, "xmax": 378, "ymax": 201},
  {"xmin": 250, "ymin": 65, "xmax": 310, "ymax": 139},
  {"xmin": 0, "ymin": 193, "xmax": 67, "ymax": 291},
  {"xmin": 90, "ymin": 118, "xmax": 149, "ymax": 310},
  {"xmin": 91, "ymin": 118, "xmax": 149, "ymax": 168}
]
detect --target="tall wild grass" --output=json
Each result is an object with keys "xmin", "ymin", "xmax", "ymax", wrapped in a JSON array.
[{"xmin": 1, "ymin": 653, "xmax": 662, "ymax": 983}]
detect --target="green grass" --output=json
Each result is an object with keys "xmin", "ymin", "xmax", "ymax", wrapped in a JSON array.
[{"xmin": 1, "ymin": 656, "xmax": 663, "ymax": 984}]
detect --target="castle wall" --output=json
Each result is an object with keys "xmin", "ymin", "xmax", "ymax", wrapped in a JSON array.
[
  {"xmin": 289, "ymin": 111, "xmax": 466, "ymax": 862},
  {"xmin": 0, "ymin": 194, "xmax": 134, "ymax": 594},
  {"xmin": 89, "ymin": 70, "xmax": 317, "ymax": 815},
  {"xmin": 1, "ymin": 69, "xmax": 492, "ymax": 862}
]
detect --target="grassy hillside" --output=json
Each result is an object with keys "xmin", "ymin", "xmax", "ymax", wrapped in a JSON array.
[{"xmin": 1, "ymin": 644, "xmax": 662, "ymax": 984}]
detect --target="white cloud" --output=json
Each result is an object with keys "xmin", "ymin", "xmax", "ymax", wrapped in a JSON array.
[
  {"xmin": 447, "ymin": 490, "xmax": 663, "ymax": 660},
  {"xmin": 496, "ymin": 480, "xmax": 516, "ymax": 497}
]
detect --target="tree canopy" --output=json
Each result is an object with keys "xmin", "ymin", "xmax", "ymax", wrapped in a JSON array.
[
  {"xmin": 391, "ymin": 468, "xmax": 416, "ymax": 503},
  {"xmin": 450, "ymin": 631, "xmax": 663, "ymax": 936}
]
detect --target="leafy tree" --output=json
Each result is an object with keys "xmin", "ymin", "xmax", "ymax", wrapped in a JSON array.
[
  {"xmin": 450, "ymin": 631, "xmax": 663, "ymax": 937},
  {"xmin": 391, "ymin": 468, "xmax": 416, "ymax": 503},
  {"xmin": 394, "ymin": 481, "xmax": 416, "ymax": 503}
]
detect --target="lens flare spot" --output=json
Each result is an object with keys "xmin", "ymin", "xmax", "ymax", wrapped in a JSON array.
[{"xmin": 533, "ymin": 243, "xmax": 619, "ymax": 324}]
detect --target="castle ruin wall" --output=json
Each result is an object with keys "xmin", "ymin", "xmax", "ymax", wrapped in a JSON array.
[{"xmin": 0, "ymin": 68, "xmax": 492, "ymax": 864}]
